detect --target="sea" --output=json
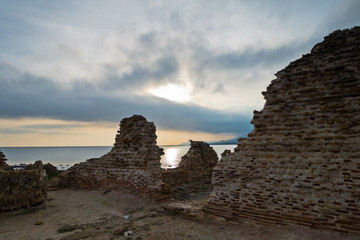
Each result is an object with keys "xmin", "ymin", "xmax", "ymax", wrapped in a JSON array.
[{"xmin": 1, "ymin": 145, "xmax": 237, "ymax": 170}]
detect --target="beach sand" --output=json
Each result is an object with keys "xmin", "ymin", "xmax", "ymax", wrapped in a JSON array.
[{"xmin": 0, "ymin": 189, "xmax": 359, "ymax": 240}]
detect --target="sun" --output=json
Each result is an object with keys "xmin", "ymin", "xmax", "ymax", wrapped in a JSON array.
[{"xmin": 149, "ymin": 83, "xmax": 190, "ymax": 103}]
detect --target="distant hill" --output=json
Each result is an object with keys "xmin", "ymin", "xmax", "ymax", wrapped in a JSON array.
[
  {"xmin": 207, "ymin": 137, "xmax": 239, "ymax": 145},
  {"xmin": 178, "ymin": 137, "xmax": 239, "ymax": 146}
]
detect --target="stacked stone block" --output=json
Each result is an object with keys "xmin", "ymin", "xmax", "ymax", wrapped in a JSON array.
[
  {"xmin": 0, "ymin": 151, "xmax": 47, "ymax": 211},
  {"xmin": 58, "ymin": 115, "xmax": 170, "ymax": 201},
  {"xmin": 0, "ymin": 150, "xmax": 8, "ymax": 170},
  {"xmin": 204, "ymin": 27, "xmax": 360, "ymax": 233},
  {"xmin": 0, "ymin": 170, "xmax": 48, "ymax": 211},
  {"xmin": 163, "ymin": 140, "xmax": 219, "ymax": 188}
]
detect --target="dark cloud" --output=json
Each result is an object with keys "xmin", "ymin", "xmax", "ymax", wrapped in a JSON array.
[
  {"xmin": 142, "ymin": 99, "xmax": 253, "ymax": 136},
  {"xmin": 139, "ymin": 32, "xmax": 157, "ymax": 46},
  {"xmin": 180, "ymin": 39, "xmax": 318, "ymax": 94},
  {"xmin": 121, "ymin": 56, "xmax": 178, "ymax": 83},
  {"xmin": 329, "ymin": 0, "xmax": 360, "ymax": 30},
  {"xmin": 201, "ymin": 41, "xmax": 314, "ymax": 71},
  {"xmin": 310, "ymin": 0, "xmax": 360, "ymax": 43},
  {"xmin": 0, "ymin": 63, "xmax": 252, "ymax": 136},
  {"xmin": 101, "ymin": 55, "xmax": 179, "ymax": 90}
]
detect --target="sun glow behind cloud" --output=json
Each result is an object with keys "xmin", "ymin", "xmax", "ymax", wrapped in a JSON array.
[
  {"xmin": 0, "ymin": 0, "xmax": 359, "ymax": 146},
  {"xmin": 149, "ymin": 83, "xmax": 190, "ymax": 103}
]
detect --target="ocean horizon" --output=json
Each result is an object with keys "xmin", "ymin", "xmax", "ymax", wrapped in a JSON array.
[{"xmin": 0, "ymin": 144, "xmax": 237, "ymax": 170}]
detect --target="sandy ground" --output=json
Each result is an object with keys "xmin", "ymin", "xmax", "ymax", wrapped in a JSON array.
[{"xmin": 0, "ymin": 189, "xmax": 359, "ymax": 240}]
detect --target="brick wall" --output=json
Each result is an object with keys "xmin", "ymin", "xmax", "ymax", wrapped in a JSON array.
[{"xmin": 204, "ymin": 27, "xmax": 360, "ymax": 233}]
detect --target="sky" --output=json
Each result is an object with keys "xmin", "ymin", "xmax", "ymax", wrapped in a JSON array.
[{"xmin": 0, "ymin": 0, "xmax": 359, "ymax": 146}]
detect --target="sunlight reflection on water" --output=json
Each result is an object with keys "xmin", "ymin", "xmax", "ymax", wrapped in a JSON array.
[
  {"xmin": 161, "ymin": 147, "xmax": 182, "ymax": 169},
  {"xmin": 160, "ymin": 145, "xmax": 237, "ymax": 169},
  {"xmin": 3, "ymin": 145, "xmax": 237, "ymax": 170}
]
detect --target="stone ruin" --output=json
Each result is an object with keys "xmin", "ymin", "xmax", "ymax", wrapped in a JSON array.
[
  {"xmin": 55, "ymin": 118, "xmax": 219, "ymax": 201},
  {"xmin": 25, "ymin": 160, "xmax": 44, "ymax": 170},
  {"xmin": 162, "ymin": 140, "xmax": 218, "ymax": 195},
  {"xmin": 0, "ymin": 150, "xmax": 9, "ymax": 170},
  {"xmin": 177, "ymin": 140, "xmax": 218, "ymax": 183},
  {"xmin": 25, "ymin": 160, "xmax": 59, "ymax": 180},
  {"xmin": 56, "ymin": 115, "xmax": 171, "ymax": 201},
  {"xmin": 0, "ymin": 151, "xmax": 48, "ymax": 211},
  {"xmin": 203, "ymin": 26, "xmax": 360, "ymax": 233}
]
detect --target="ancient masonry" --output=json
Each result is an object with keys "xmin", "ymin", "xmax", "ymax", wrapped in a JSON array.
[
  {"xmin": 0, "ymin": 150, "xmax": 8, "ymax": 170},
  {"xmin": 0, "ymin": 151, "xmax": 48, "ymax": 211},
  {"xmin": 204, "ymin": 27, "xmax": 360, "ymax": 233},
  {"xmin": 57, "ymin": 115, "xmax": 171, "ymax": 201},
  {"xmin": 162, "ymin": 140, "xmax": 218, "ymax": 189}
]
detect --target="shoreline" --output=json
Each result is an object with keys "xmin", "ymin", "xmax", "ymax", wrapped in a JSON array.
[{"xmin": 1, "ymin": 144, "xmax": 237, "ymax": 170}]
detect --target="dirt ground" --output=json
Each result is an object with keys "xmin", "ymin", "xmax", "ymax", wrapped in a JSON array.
[{"xmin": 0, "ymin": 189, "xmax": 359, "ymax": 240}]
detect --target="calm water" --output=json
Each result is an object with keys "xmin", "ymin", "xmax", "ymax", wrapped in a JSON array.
[{"xmin": 1, "ymin": 145, "xmax": 237, "ymax": 170}]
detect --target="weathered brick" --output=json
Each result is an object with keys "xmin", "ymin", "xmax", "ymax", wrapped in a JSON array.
[
  {"xmin": 204, "ymin": 26, "xmax": 360, "ymax": 233},
  {"xmin": 56, "ymin": 115, "xmax": 171, "ymax": 201}
]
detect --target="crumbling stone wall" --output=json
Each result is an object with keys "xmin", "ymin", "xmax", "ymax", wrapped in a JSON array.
[
  {"xmin": 0, "ymin": 151, "xmax": 47, "ymax": 211},
  {"xmin": 162, "ymin": 141, "xmax": 218, "ymax": 188},
  {"xmin": 0, "ymin": 150, "xmax": 9, "ymax": 170},
  {"xmin": 25, "ymin": 160, "xmax": 43, "ymax": 170},
  {"xmin": 57, "ymin": 115, "xmax": 170, "ymax": 201},
  {"xmin": 0, "ymin": 170, "xmax": 47, "ymax": 211},
  {"xmin": 204, "ymin": 27, "xmax": 360, "ymax": 233}
]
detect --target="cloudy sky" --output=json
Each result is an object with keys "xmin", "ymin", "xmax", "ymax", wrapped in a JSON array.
[{"xmin": 0, "ymin": 0, "xmax": 359, "ymax": 146}]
